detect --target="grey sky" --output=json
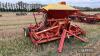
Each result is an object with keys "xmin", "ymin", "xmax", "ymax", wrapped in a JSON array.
[{"xmin": 0, "ymin": 0, "xmax": 100, "ymax": 8}]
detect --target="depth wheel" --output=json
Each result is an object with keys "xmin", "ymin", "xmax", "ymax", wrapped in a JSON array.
[{"xmin": 23, "ymin": 28, "xmax": 29, "ymax": 37}]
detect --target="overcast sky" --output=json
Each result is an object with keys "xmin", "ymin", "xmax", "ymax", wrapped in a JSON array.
[{"xmin": 0, "ymin": 0, "xmax": 100, "ymax": 8}]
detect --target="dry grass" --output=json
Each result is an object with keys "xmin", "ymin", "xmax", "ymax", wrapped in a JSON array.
[{"xmin": 0, "ymin": 12, "xmax": 100, "ymax": 56}]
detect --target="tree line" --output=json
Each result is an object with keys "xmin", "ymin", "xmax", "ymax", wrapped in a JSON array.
[
  {"xmin": 0, "ymin": 1, "xmax": 99, "ymax": 12},
  {"xmin": 0, "ymin": 1, "xmax": 43, "ymax": 12},
  {"xmin": 0, "ymin": 8, "xmax": 39, "ymax": 12}
]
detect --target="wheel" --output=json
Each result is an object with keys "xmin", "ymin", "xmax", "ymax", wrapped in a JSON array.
[
  {"xmin": 23, "ymin": 28, "xmax": 29, "ymax": 37},
  {"xmin": 91, "ymin": 20, "xmax": 96, "ymax": 24},
  {"xmin": 87, "ymin": 20, "xmax": 96, "ymax": 24}
]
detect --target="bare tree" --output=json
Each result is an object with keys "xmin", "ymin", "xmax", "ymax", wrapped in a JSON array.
[
  {"xmin": 10, "ymin": 3, "xmax": 13, "ymax": 11},
  {"xmin": 0, "ymin": 2, "xmax": 1, "ymax": 12},
  {"xmin": 8, "ymin": 3, "xmax": 10, "ymax": 11},
  {"xmin": 5, "ymin": 2, "xmax": 8, "ymax": 11},
  {"xmin": 0, "ymin": 2, "xmax": 1, "ymax": 8},
  {"xmin": 0, "ymin": 1, "xmax": 42, "ymax": 12}
]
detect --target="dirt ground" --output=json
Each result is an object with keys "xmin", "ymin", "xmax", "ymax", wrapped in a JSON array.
[{"xmin": 0, "ymin": 12, "xmax": 100, "ymax": 56}]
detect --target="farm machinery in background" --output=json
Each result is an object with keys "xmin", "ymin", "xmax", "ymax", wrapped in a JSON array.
[
  {"xmin": 16, "ymin": 12, "xmax": 27, "ymax": 16},
  {"xmin": 69, "ymin": 11, "xmax": 100, "ymax": 24},
  {"xmin": 0, "ymin": 15, "xmax": 2, "ymax": 17},
  {"xmin": 23, "ymin": 2, "xmax": 88, "ymax": 53}
]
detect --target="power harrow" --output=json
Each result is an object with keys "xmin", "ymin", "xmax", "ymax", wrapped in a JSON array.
[{"xmin": 23, "ymin": 2, "xmax": 88, "ymax": 53}]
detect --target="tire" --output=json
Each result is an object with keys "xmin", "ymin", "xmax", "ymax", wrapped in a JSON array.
[
  {"xmin": 91, "ymin": 20, "xmax": 96, "ymax": 24},
  {"xmin": 88, "ymin": 20, "xmax": 96, "ymax": 24},
  {"xmin": 23, "ymin": 28, "xmax": 29, "ymax": 37}
]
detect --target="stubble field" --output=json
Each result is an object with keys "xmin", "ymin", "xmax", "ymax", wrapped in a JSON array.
[{"xmin": 0, "ymin": 12, "xmax": 100, "ymax": 56}]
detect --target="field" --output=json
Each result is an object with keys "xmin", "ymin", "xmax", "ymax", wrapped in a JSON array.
[{"xmin": 0, "ymin": 12, "xmax": 100, "ymax": 56}]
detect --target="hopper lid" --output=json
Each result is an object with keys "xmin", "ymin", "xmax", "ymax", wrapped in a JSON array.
[{"xmin": 42, "ymin": 2, "xmax": 78, "ymax": 11}]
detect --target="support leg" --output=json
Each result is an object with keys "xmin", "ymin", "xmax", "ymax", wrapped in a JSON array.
[{"xmin": 58, "ymin": 29, "xmax": 67, "ymax": 53}]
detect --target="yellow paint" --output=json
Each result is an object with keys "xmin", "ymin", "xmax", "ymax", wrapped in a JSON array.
[{"xmin": 42, "ymin": 2, "xmax": 78, "ymax": 10}]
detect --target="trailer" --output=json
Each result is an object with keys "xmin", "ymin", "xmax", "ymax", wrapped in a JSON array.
[{"xmin": 69, "ymin": 12, "xmax": 100, "ymax": 24}]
